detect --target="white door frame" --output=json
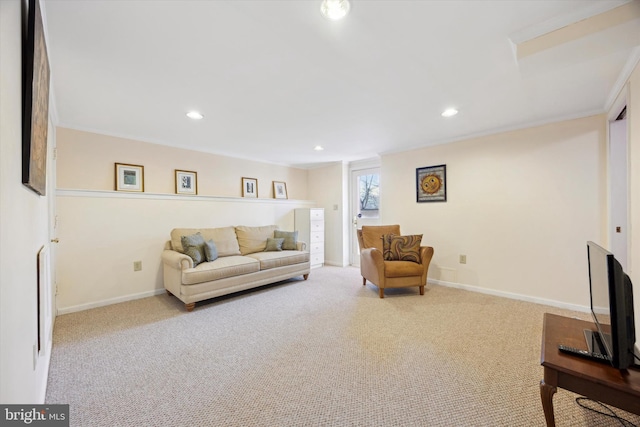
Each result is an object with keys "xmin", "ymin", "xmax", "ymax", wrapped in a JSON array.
[{"xmin": 349, "ymin": 159, "xmax": 381, "ymax": 266}]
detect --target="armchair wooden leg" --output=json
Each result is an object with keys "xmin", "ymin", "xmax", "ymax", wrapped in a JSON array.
[
  {"xmin": 419, "ymin": 285, "xmax": 424, "ymax": 295},
  {"xmin": 185, "ymin": 303, "xmax": 195, "ymax": 312},
  {"xmin": 303, "ymin": 274, "xmax": 309, "ymax": 280},
  {"xmin": 362, "ymin": 277, "xmax": 366, "ymax": 286},
  {"xmin": 379, "ymin": 288, "xmax": 384, "ymax": 299}
]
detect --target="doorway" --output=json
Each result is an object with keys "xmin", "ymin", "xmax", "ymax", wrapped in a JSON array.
[
  {"xmin": 609, "ymin": 108, "xmax": 628, "ymax": 270},
  {"xmin": 350, "ymin": 167, "xmax": 380, "ymax": 266}
]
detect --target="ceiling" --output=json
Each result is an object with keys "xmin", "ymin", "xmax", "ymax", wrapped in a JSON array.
[{"xmin": 42, "ymin": 0, "xmax": 640, "ymax": 169}]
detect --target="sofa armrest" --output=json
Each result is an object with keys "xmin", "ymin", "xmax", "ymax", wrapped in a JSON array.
[
  {"xmin": 296, "ymin": 241, "xmax": 307, "ymax": 251},
  {"xmin": 360, "ymin": 247, "xmax": 385, "ymax": 286},
  {"xmin": 161, "ymin": 249, "xmax": 193, "ymax": 270}
]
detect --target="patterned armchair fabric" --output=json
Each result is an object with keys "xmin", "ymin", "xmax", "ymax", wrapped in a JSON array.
[{"xmin": 357, "ymin": 225, "xmax": 434, "ymax": 298}]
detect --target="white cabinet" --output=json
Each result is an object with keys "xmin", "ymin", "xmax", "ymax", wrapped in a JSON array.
[{"xmin": 295, "ymin": 208, "xmax": 324, "ymax": 268}]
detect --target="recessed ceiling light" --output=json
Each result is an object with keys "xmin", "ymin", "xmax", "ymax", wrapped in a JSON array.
[
  {"xmin": 186, "ymin": 111, "xmax": 204, "ymax": 120},
  {"xmin": 320, "ymin": 0, "xmax": 350, "ymax": 20},
  {"xmin": 314, "ymin": 145, "xmax": 324, "ymax": 151},
  {"xmin": 441, "ymin": 108, "xmax": 458, "ymax": 118}
]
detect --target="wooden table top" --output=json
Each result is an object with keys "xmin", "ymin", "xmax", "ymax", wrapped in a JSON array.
[{"xmin": 541, "ymin": 313, "xmax": 640, "ymax": 395}]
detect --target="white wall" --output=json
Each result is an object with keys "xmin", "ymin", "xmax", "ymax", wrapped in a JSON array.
[
  {"xmin": 627, "ymin": 61, "xmax": 640, "ymax": 351},
  {"xmin": 0, "ymin": 0, "xmax": 55, "ymax": 403},
  {"xmin": 382, "ymin": 115, "xmax": 607, "ymax": 310},
  {"xmin": 56, "ymin": 192, "xmax": 313, "ymax": 313}
]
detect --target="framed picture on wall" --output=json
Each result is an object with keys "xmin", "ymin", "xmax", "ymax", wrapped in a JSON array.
[
  {"xmin": 416, "ymin": 164, "xmax": 446, "ymax": 202},
  {"xmin": 175, "ymin": 170, "xmax": 197, "ymax": 195},
  {"xmin": 242, "ymin": 177, "xmax": 258, "ymax": 198},
  {"xmin": 22, "ymin": 0, "xmax": 50, "ymax": 196},
  {"xmin": 115, "ymin": 163, "xmax": 144, "ymax": 192},
  {"xmin": 273, "ymin": 181, "xmax": 288, "ymax": 199}
]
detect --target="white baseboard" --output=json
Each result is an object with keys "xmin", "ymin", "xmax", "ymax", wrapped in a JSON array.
[
  {"xmin": 429, "ymin": 278, "xmax": 589, "ymax": 313},
  {"xmin": 57, "ymin": 288, "xmax": 166, "ymax": 315}
]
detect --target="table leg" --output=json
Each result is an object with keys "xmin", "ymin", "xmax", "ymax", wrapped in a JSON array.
[{"xmin": 540, "ymin": 379, "xmax": 557, "ymax": 427}]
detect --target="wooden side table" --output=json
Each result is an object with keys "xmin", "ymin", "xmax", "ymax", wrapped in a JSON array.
[{"xmin": 540, "ymin": 313, "xmax": 640, "ymax": 426}]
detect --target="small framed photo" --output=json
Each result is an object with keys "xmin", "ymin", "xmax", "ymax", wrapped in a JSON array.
[
  {"xmin": 273, "ymin": 181, "xmax": 288, "ymax": 199},
  {"xmin": 115, "ymin": 163, "xmax": 144, "ymax": 192},
  {"xmin": 175, "ymin": 170, "xmax": 197, "ymax": 195},
  {"xmin": 416, "ymin": 164, "xmax": 446, "ymax": 203},
  {"xmin": 242, "ymin": 177, "xmax": 258, "ymax": 198}
]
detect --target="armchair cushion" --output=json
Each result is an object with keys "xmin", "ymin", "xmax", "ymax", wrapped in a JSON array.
[
  {"xmin": 384, "ymin": 260, "xmax": 425, "ymax": 277},
  {"xmin": 382, "ymin": 234, "xmax": 422, "ymax": 263},
  {"xmin": 361, "ymin": 225, "xmax": 400, "ymax": 252}
]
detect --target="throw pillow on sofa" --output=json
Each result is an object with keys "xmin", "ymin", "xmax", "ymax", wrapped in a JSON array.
[
  {"xmin": 264, "ymin": 237, "xmax": 285, "ymax": 252},
  {"xmin": 274, "ymin": 230, "xmax": 298, "ymax": 250},
  {"xmin": 382, "ymin": 234, "xmax": 422, "ymax": 263},
  {"xmin": 204, "ymin": 239, "xmax": 218, "ymax": 262},
  {"xmin": 181, "ymin": 232, "xmax": 206, "ymax": 266}
]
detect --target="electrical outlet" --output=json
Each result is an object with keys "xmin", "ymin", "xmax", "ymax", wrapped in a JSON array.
[
  {"xmin": 133, "ymin": 261, "xmax": 142, "ymax": 271},
  {"xmin": 459, "ymin": 255, "xmax": 467, "ymax": 264}
]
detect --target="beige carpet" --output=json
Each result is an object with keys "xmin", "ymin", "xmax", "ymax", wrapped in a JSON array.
[{"xmin": 45, "ymin": 266, "xmax": 640, "ymax": 426}]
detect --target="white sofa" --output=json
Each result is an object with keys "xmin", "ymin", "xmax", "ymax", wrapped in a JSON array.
[{"xmin": 162, "ymin": 225, "xmax": 310, "ymax": 311}]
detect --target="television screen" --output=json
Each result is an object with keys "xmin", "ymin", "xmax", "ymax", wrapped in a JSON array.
[{"xmin": 587, "ymin": 241, "xmax": 636, "ymax": 370}]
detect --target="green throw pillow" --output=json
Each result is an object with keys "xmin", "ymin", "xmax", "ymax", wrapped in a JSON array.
[
  {"xmin": 382, "ymin": 234, "xmax": 422, "ymax": 263},
  {"xmin": 181, "ymin": 232, "xmax": 206, "ymax": 266},
  {"xmin": 264, "ymin": 237, "xmax": 285, "ymax": 252},
  {"xmin": 274, "ymin": 230, "xmax": 298, "ymax": 250},
  {"xmin": 204, "ymin": 239, "xmax": 218, "ymax": 262}
]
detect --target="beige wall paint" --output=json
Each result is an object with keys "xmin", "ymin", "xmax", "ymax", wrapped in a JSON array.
[
  {"xmin": 0, "ymin": 0, "xmax": 54, "ymax": 403},
  {"xmin": 57, "ymin": 127, "xmax": 309, "ymax": 199},
  {"xmin": 308, "ymin": 162, "xmax": 349, "ymax": 266},
  {"xmin": 382, "ymin": 115, "xmax": 607, "ymax": 309},
  {"xmin": 55, "ymin": 192, "xmax": 313, "ymax": 312},
  {"xmin": 54, "ymin": 127, "xmax": 318, "ymax": 312}
]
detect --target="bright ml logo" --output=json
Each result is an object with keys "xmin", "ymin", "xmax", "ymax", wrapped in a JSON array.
[{"xmin": 0, "ymin": 405, "xmax": 68, "ymax": 426}]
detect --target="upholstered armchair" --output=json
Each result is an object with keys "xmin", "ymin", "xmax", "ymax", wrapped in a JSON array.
[{"xmin": 357, "ymin": 225, "xmax": 434, "ymax": 298}]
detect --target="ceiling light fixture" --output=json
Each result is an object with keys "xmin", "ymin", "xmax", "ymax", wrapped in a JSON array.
[
  {"xmin": 314, "ymin": 145, "xmax": 324, "ymax": 151},
  {"xmin": 186, "ymin": 111, "xmax": 204, "ymax": 120},
  {"xmin": 320, "ymin": 0, "xmax": 350, "ymax": 21},
  {"xmin": 441, "ymin": 108, "xmax": 458, "ymax": 118}
]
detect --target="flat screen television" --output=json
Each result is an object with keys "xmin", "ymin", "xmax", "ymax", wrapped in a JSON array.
[{"xmin": 586, "ymin": 241, "xmax": 636, "ymax": 370}]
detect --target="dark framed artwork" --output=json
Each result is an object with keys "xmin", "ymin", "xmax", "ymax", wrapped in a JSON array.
[
  {"xmin": 22, "ymin": 0, "xmax": 50, "ymax": 196},
  {"xmin": 416, "ymin": 164, "xmax": 447, "ymax": 203}
]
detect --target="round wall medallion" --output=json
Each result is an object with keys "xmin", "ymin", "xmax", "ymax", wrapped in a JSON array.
[{"xmin": 421, "ymin": 174, "xmax": 442, "ymax": 194}]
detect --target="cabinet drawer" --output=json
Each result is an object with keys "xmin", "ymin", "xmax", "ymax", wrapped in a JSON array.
[
  {"xmin": 310, "ymin": 253, "xmax": 325, "ymax": 265},
  {"xmin": 310, "ymin": 232, "xmax": 324, "ymax": 243},
  {"xmin": 310, "ymin": 209, "xmax": 324, "ymax": 221},
  {"xmin": 310, "ymin": 220, "xmax": 324, "ymax": 232},
  {"xmin": 309, "ymin": 242, "xmax": 324, "ymax": 254}
]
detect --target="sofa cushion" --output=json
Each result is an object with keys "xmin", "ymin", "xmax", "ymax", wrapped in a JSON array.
[
  {"xmin": 181, "ymin": 233, "xmax": 206, "ymax": 266},
  {"xmin": 245, "ymin": 251, "xmax": 310, "ymax": 270},
  {"xmin": 382, "ymin": 234, "xmax": 422, "ymax": 263},
  {"xmin": 265, "ymin": 237, "xmax": 284, "ymax": 252},
  {"xmin": 361, "ymin": 225, "xmax": 401, "ymax": 252},
  {"xmin": 171, "ymin": 227, "xmax": 240, "ymax": 257},
  {"xmin": 181, "ymin": 256, "xmax": 260, "ymax": 285},
  {"xmin": 204, "ymin": 239, "xmax": 218, "ymax": 262},
  {"xmin": 235, "ymin": 225, "xmax": 278, "ymax": 255},
  {"xmin": 274, "ymin": 230, "xmax": 298, "ymax": 250}
]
